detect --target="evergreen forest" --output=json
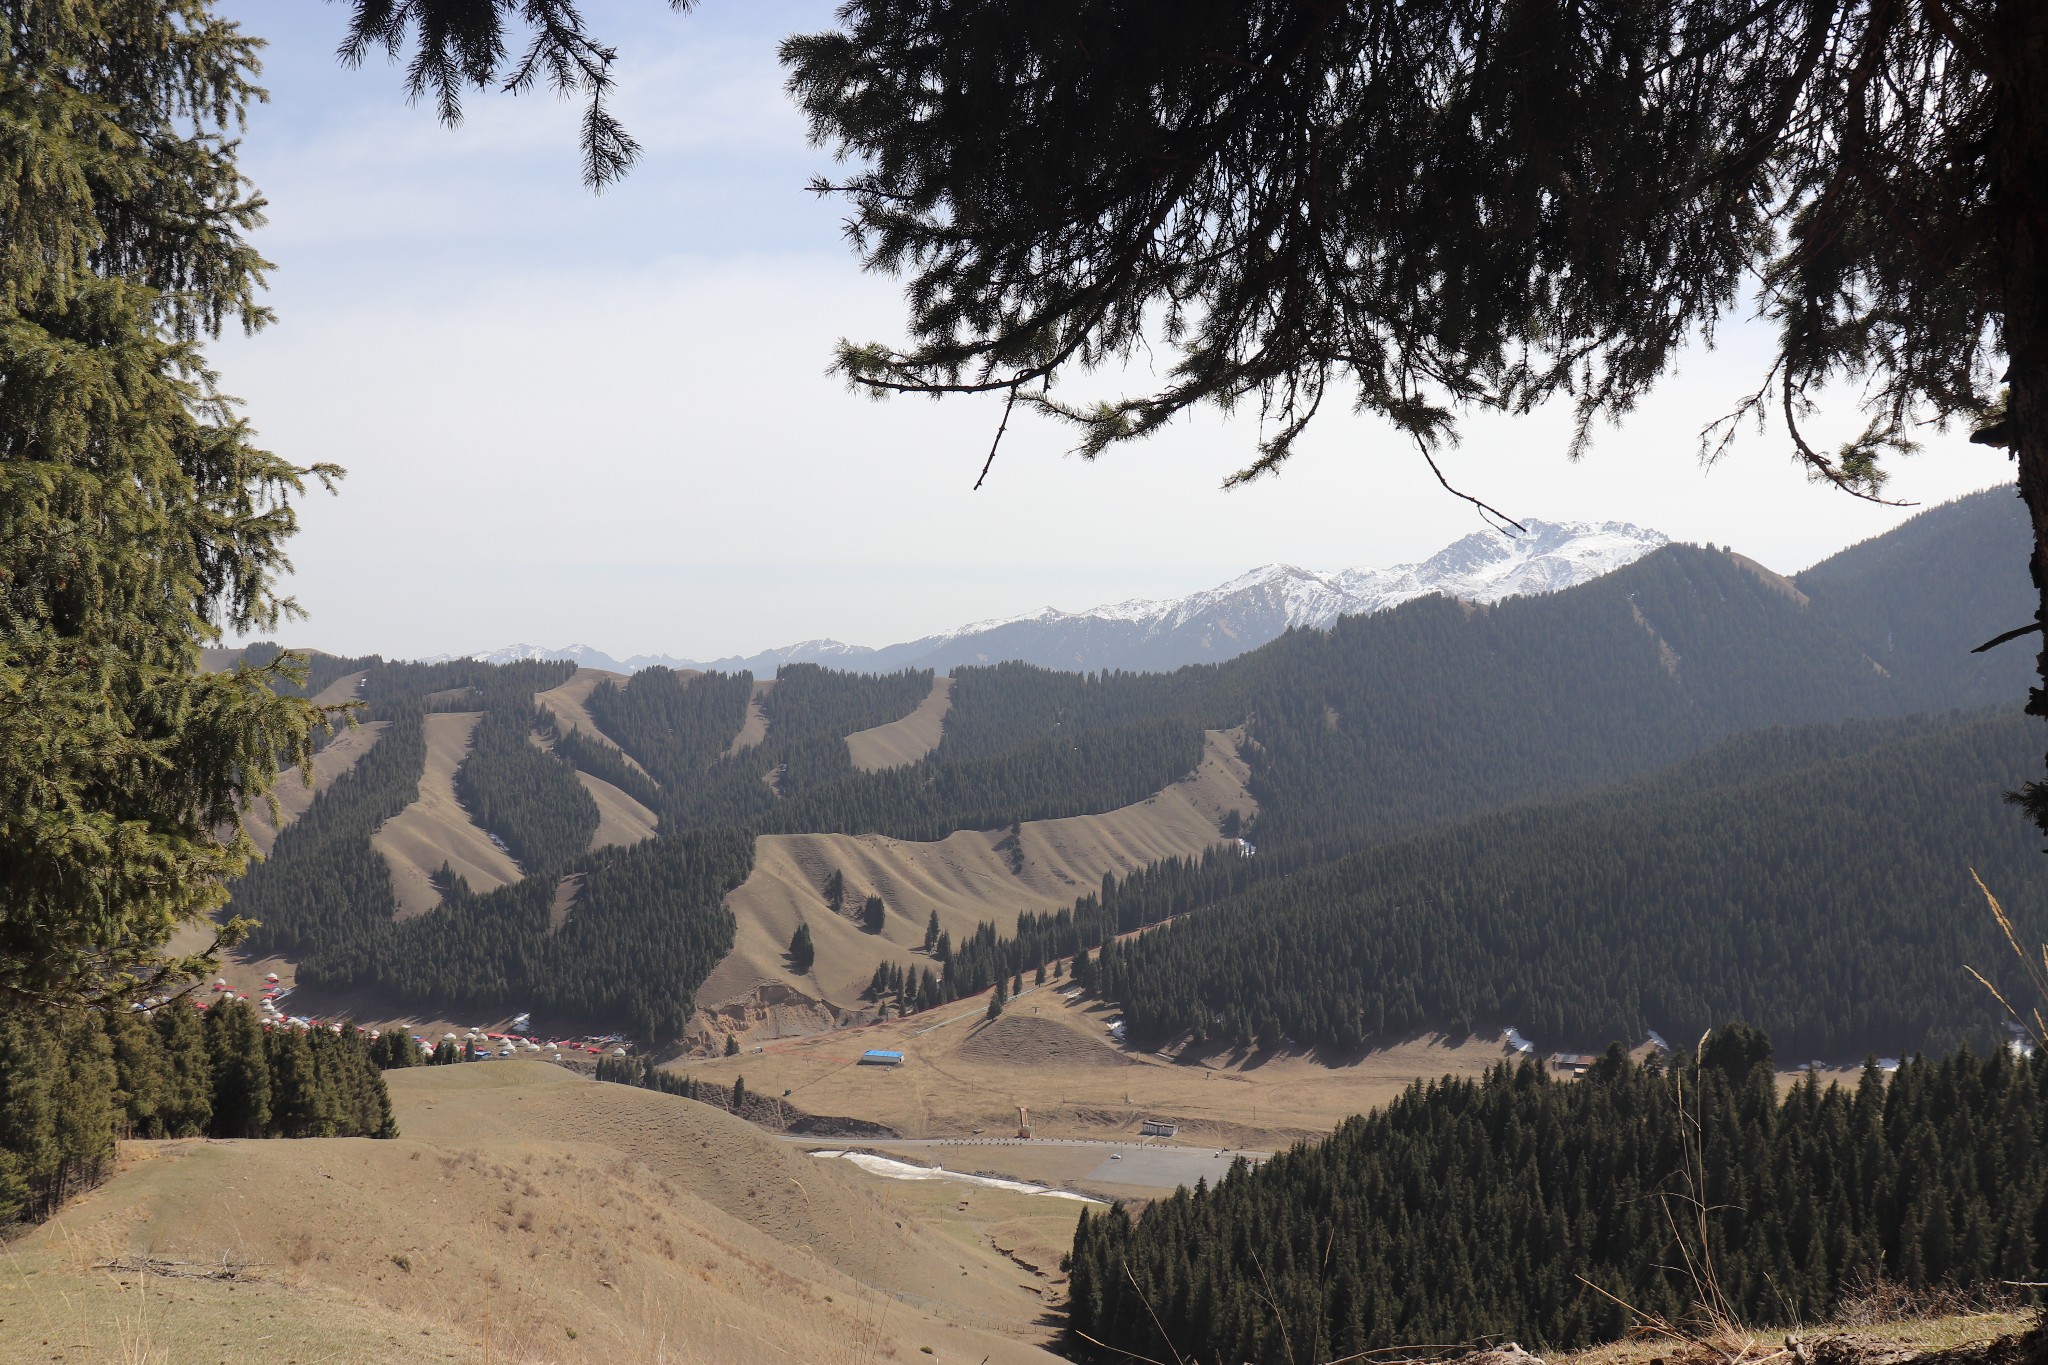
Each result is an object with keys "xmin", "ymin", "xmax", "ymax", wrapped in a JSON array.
[
  {"xmin": 1066, "ymin": 1030, "xmax": 2048, "ymax": 1364},
  {"xmin": 221, "ymin": 492, "xmax": 2047, "ymax": 1055},
  {"xmin": 1, "ymin": 1000, "xmax": 395, "ymax": 1230}
]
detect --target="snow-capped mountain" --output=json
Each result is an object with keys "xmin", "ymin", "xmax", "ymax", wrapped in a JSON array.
[{"xmin": 441, "ymin": 519, "xmax": 1669, "ymax": 677}]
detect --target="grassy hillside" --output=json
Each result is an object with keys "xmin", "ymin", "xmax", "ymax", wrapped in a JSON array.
[
  {"xmin": 220, "ymin": 498, "xmax": 2038, "ymax": 1046},
  {"xmin": 0, "ymin": 1062, "xmax": 1069, "ymax": 1365}
]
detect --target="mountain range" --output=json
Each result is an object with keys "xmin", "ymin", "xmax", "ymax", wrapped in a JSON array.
[{"xmin": 447, "ymin": 519, "xmax": 1669, "ymax": 676}]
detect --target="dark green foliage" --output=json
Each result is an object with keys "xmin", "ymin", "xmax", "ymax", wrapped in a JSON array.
[
  {"xmin": 789, "ymin": 921, "xmax": 816, "ymax": 974},
  {"xmin": 369, "ymin": 1030, "xmax": 428, "ymax": 1069},
  {"xmin": 0, "ymin": 1009, "xmax": 115, "ymax": 1226},
  {"xmin": 151, "ymin": 1002, "xmax": 214, "ymax": 1137},
  {"xmin": 724, "ymin": 1034, "xmax": 739, "ymax": 1058},
  {"xmin": 0, "ymin": 999, "xmax": 393, "ymax": 1231},
  {"xmin": 453, "ymin": 666, "xmax": 597, "ymax": 871},
  {"xmin": 1095, "ymin": 710, "xmax": 2047, "ymax": 1057},
  {"xmin": 234, "ymin": 704, "xmax": 424, "ymax": 958},
  {"xmin": 766, "ymin": 664, "xmax": 931, "ymax": 746},
  {"xmin": 585, "ymin": 667, "xmax": 754, "ymax": 792},
  {"xmin": 297, "ymin": 829, "xmax": 751, "ymax": 1044},
  {"xmin": 242, "ymin": 644, "xmax": 384, "ymax": 705},
  {"xmin": 760, "ymin": 719, "xmax": 1205, "ymax": 841},
  {"xmin": 205, "ymin": 996, "xmax": 272, "ymax": 1138},
  {"xmin": 784, "ymin": 0, "xmax": 2004, "ymax": 502},
  {"xmin": 1795, "ymin": 489, "xmax": 2036, "ymax": 710},
  {"xmin": 547, "ymin": 718, "xmax": 660, "ymax": 811},
  {"xmin": 1066, "ymin": 1037, "xmax": 2048, "ymax": 1363},
  {"xmin": 861, "ymin": 896, "xmax": 886, "ymax": 933},
  {"xmin": 0, "ymin": 0, "xmax": 339, "ymax": 1013}
]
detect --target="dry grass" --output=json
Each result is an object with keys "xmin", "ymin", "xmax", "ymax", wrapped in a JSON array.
[
  {"xmin": 532, "ymin": 668, "xmax": 659, "ymax": 785},
  {"xmin": 684, "ymin": 985, "xmax": 1503, "ymax": 1153},
  {"xmin": 847, "ymin": 678, "xmax": 953, "ymax": 772},
  {"xmin": 699, "ymin": 728, "xmax": 1257, "ymax": 1029},
  {"xmin": 0, "ymin": 1062, "xmax": 1064, "ymax": 1365},
  {"xmin": 372, "ymin": 712, "xmax": 524, "ymax": 917}
]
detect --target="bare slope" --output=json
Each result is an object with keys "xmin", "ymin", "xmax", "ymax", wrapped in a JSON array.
[
  {"xmin": 534, "ymin": 666, "xmax": 659, "ymax": 785},
  {"xmin": 371, "ymin": 711, "xmax": 522, "ymax": 916},
  {"xmin": 579, "ymin": 769, "xmax": 659, "ymax": 849},
  {"xmin": 698, "ymin": 729, "xmax": 1254, "ymax": 1033},
  {"xmin": 0, "ymin": 1062, "xmax": 1065, "ymax": 1365},
  {"xmin": 725, "ymin": 677, "xmax": 774, "ymax": 757},
  {"xmin": 240, "ymin": 672, "xmax": 381, "ymax": 856},
  {"xmin": 846, "ymin": 675, "xmax": 953, "ymax": 770}
]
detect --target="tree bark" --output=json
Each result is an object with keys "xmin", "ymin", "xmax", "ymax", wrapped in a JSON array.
[{"xmin": 1994, "ymin": 0, "xmax": 2048, "ymax": 835}]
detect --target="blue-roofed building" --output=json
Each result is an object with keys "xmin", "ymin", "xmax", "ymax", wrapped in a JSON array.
[{"xmin": 860, "ymin": 1049, "xmax": 905, "ymax": 1067}]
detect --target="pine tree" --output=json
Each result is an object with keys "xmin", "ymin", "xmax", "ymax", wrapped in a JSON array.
[
  {"xmin": 204, "ymin": 1002, "xmax": 272, "ymax": 1139},
  {"xmin": 731, "ymin": 1075, "xmax": 747, "ymax": 1113},
  {"xmin": 924, "ymin": 910, "xmax": 941, "ymax": 954},
  {"xmin": 1, "ymin": 0, "xmax": 334, "ymax": 1011},
  {"xmin": 862, "ymin": 895, "xmax": 886, "ymax": 933},
  {"xmin": 724, "ymin": 1034, "xmax": 740, "ymax": 1058},
  {"xmin": 153, "ymin": 1004, "xmax": 213, "ymax": 1137},
  {"xmin": 788, "ymin": 921, "xmax": 816, "ymax": 974}
]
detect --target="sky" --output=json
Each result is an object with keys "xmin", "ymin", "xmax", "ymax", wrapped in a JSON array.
[{"xmin": 213, "ymin": 1, "xmax": 2016, "ymax": 663}]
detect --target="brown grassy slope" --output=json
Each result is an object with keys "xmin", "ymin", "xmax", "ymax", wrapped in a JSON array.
[
  {"xmin": 0, "ymin": 1062, "xmax": 1065, "ymax": 1365},
  {"xmin": 241, "ymin": 671, "xmax": 380, "ymax": 856},
  {"xmin": 684, "ymin": 977, "xmax": 1504, "ymax": 1151},
  {"xmin": 578, "ymin": 769, "xmax": 658, "ymax": 849},
  {"xmin": 847, "ymin": 676, "xmax": 953, "ymax": 771},
  {"xmin": 534, "ymin": 667, "xmax": 660, "ymax": 786},
  {"xmin": 371, "ymin": 711, "xmax": 522, "ymax": 917},
  {"xmin": 696, "ymin": 728, "xmax": 1255, "ymax": 1029},
  {"xmin": 725, "ymin": 677, "xmax": 774, "ymax": 758}
]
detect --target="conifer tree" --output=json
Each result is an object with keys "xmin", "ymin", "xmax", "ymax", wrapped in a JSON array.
[
  {"xmin": 730, "ymin": 1075, "xmax": 746, "ymax": 1113},
  {"xmin": 204, "ymin": 1002, "xmax": 271, "ymax": 1139},
  {"xmin": 862, "ymin": 895, "xmax": 886, "ymax": 933},
  {"xmin": 2, "ymin": 0, "xmax": 337, "ymax": 1011},
  {"xmin": 788, "ymin": 921, "xmax": 816, "ymax": 974},
  {"xmin": 924, "ymin": 910, "xmax": 941, "ymax": 954},
  {"xmin": 724, "ymin": 1034, "xmax": 740, "ymax": 1057},
  {"xmin": 153, "ymin": 1004, "xmax": 213, "ymax": 1137}
]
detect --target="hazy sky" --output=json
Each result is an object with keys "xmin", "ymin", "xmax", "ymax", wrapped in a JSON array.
[{"xmin": 214, "ymin": 2, "xmax": 2015, "ymax": 662}]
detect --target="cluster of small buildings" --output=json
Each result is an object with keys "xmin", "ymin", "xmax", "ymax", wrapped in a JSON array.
[{"xmin": 146, "ymin": 982, "xmax": 631, "ymax": 1062}]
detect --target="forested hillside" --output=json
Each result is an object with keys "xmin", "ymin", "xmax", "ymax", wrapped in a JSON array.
[
  {"xmin": 297, "ymin": 829, "xmax": 753, "ymax": 1042},
  {"xmin": 222, "ymin": 495, "xmax": 2040, "ymax": 1045},
  {"xmin": 1066, "ymin": 1031, "xmax": 2048, "ymax": 1364},
  {"xmin": 1797, "ymin": 488, "xmax": 2034, "ymax": 708},
  {"xmin": 1090, "ymin": 708, "xmax": 2044, "ymax": 1057}
]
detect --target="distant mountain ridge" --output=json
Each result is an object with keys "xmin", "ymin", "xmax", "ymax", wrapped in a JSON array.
[{"xmin": 446, "ymin": 519, "xmax": 1669, "ymax": 676}]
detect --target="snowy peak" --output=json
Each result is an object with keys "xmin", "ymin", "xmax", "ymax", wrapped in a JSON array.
[
  {"xmin": 999, "ymin": 519, "xmax": 1669, "ymax": 638},
  {"xmin": 441, "ymin": 519, "xmax": 1669, "ymax": 677}
]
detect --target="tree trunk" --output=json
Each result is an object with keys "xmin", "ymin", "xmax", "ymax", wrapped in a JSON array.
[{"xmin": 1995, "ymin": 0, "xmax": 2048, "ymax": 836}]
